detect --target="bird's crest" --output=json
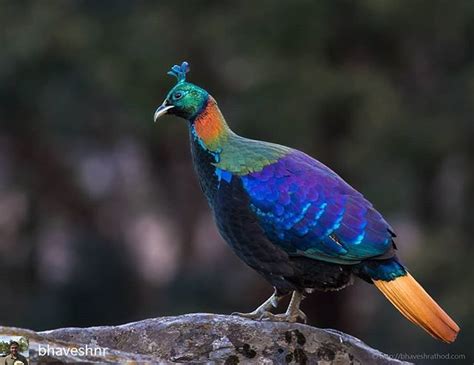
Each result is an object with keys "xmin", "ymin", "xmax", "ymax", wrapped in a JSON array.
[{"xmin": 168, "ymin": 61, "xmax": 190, "ymax": 83}]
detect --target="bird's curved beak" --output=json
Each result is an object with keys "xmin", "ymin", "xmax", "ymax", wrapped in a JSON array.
[{"xmin": 153, "ymin": 103, "xmax": 174, "ymax": 122}]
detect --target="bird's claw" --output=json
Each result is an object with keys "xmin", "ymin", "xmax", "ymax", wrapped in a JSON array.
[
  {"xmin": 232, "ymin": 308, "xmax": 307, "ymax": 323},
  {"xmin": 261, "ymin": 309, "xmax": 308, "ymax": 324},
  {"xmin": 270, "ymin": 296, "xmax": 279, "ymax": 308},
  {"xmin": 232, "ymin": 290, "xmax": 306, "ymax": 323},
  {"xmin": 231, "ymin": 310, "xmax": 275, "ymax": 321}
]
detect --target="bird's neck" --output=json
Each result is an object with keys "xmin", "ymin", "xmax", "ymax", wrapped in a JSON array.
[
  {"xmin": 188, "ymin": 97, "xmax": 234, "ymax": 205},
  {"xmin": 190, "ymin": 96, "xmax": 233, "ymax": 153},
  {"xmin": 189, "ymin": 97, "xmax": 291, "ymax": 176}
]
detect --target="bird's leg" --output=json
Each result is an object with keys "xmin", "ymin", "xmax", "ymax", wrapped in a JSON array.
[
  {"xmin": 232, "ymin": 289, "xmax": 286, "ymax": 320},
  {"xmin": 263, "ymin": 290, "xmax": 307, "ymax": 323}
]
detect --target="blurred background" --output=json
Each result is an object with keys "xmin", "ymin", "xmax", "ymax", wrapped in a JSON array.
[{"xmin": 0, "ymin": 0, "xmax": 472, "ymax": 362}]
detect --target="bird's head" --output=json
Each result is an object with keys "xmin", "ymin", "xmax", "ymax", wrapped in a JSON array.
[{"xmin": 154, "ymin": 62, "xmax": 209, "ymax": 122}]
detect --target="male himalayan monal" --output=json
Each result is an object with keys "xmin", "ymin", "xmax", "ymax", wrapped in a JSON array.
[{"xmin": 153, "ymin": 61, "xmax": 459, "ymax": 342}]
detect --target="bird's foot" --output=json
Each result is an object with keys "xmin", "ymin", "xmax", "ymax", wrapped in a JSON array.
[
  {"xmin": 262, "ymin": 290, "xmax": 307, "ymax": 323},
  {"xmin": 261, "ymin": 308, "xmax": 307, "ymax": 324},
  {"xmin": 231, "ymin": 309, "xmax": 276, "ymax": 321},
  {"xmin": 231, "ymin": 290, "xmax": 283, "ymax": 321}
]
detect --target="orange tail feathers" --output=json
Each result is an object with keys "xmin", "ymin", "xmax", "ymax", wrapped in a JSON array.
[{"xmin": 373, "ymin": 273, "xmax": 460, "ymax": 343}]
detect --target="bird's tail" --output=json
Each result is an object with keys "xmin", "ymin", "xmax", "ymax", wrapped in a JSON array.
[{"xmin": 359, "ymin": 258, "xmax": 460, "ymax": 343}]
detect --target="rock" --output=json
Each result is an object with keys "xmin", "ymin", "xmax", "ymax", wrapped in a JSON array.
[{"xmin": 0, "ymin": 314, "xmax": 411, "ymax": 364}]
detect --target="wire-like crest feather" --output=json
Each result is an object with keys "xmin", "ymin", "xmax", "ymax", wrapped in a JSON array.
[{"xmin": 167, "ymin": 61, "xmax": 190, "ymax": 83}]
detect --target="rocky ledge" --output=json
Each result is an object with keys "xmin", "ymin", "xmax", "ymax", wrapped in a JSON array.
[{"xmin": 0, "ymin": 313, "xmax": 411, "ymax": 364}]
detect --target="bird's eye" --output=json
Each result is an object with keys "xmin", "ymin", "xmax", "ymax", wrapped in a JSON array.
[{"xmin": 174, "ymin": 92, "xmax": 183, "ymax": 100}]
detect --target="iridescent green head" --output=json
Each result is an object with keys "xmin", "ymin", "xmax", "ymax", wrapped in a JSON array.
[{"xmin": 154, "ymin": 61, "xmax": 209, "ymax": 121}]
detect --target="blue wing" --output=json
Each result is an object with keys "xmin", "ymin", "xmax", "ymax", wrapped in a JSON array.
[{"xmin": 240, "ymin": 150, "xmax": 395, "ymax": 264}]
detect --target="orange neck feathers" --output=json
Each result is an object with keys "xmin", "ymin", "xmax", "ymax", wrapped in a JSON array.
[{"xmin": 193, "ymin": 97, "xmax": 230, "ymax": 151}]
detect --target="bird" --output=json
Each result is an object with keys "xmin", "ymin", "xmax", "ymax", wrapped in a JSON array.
[{"xmin": 153, "ymin": 61, "xmax": 460, "ymax": 343}]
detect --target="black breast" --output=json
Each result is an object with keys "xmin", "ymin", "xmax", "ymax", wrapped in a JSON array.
[{"xmin": 189, "ymin": 131, "xmax": 219, "ymax": 205}]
